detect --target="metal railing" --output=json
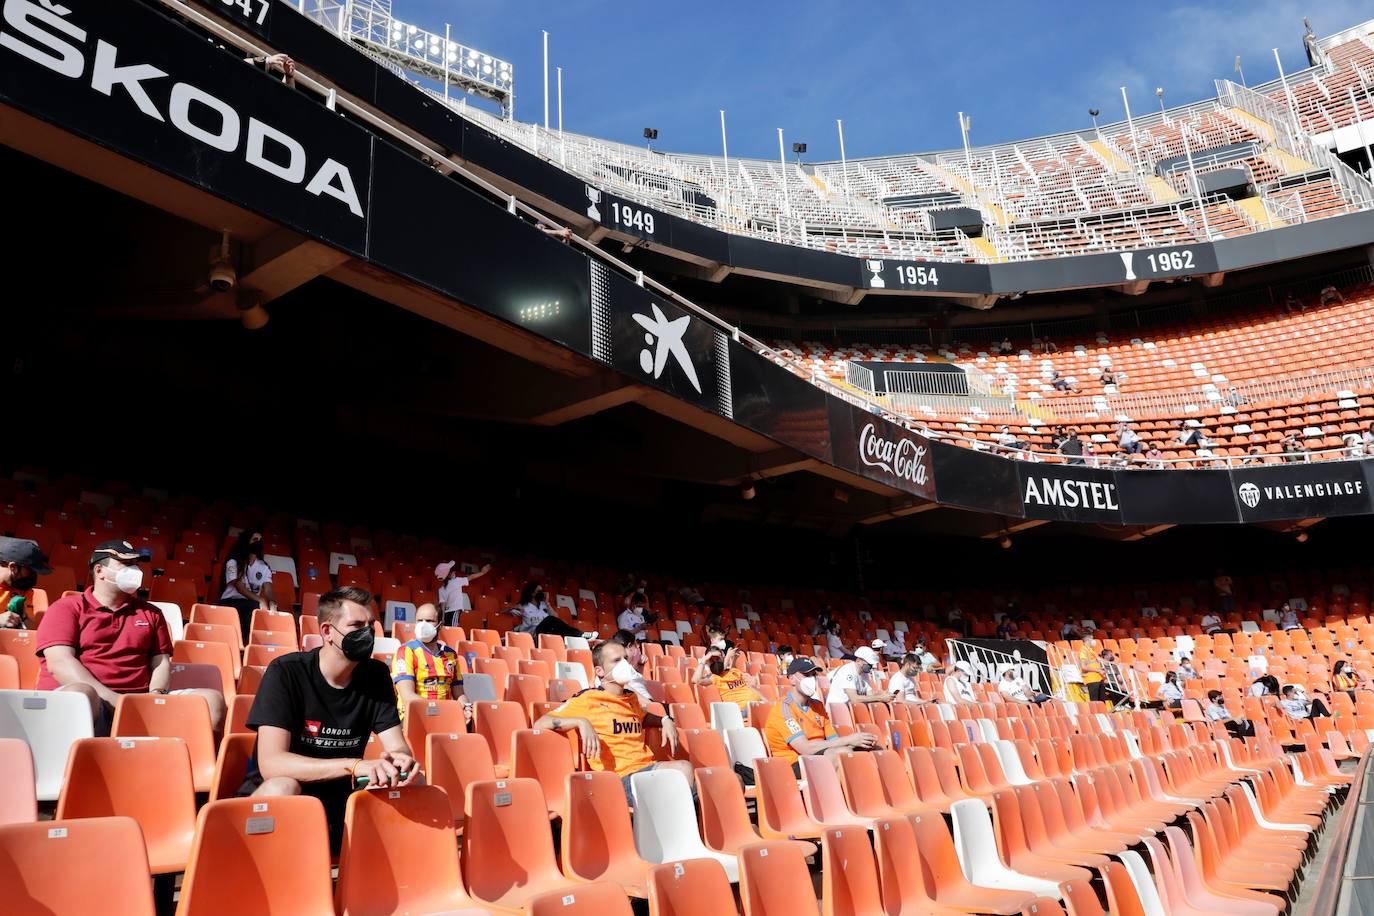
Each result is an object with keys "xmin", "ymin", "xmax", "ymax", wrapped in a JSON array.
[
  {"xmin": 1305, "ymin": 749, "xmax": 1371, "ymax": 916},
  {"xmin": 169, "ymin": 0, "xmax": 1374, "ymax": 480},
  {"xmin": 846, "ymin": 361, "xmax": 876, "ymax": 396},
  {"xmin": 947, "ymin": 639, "xmax": 1063, "ymax": 701}
]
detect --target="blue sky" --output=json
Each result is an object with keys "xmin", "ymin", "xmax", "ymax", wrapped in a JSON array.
[{"xmin": 399, "ymin": 0, "xmax": 1369, "ymax": 160}]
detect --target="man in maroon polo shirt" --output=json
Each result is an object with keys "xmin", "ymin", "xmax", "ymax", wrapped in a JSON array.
[{"xmin": 35, "ymin": 540, "xmax": 226, "ymax": 736}]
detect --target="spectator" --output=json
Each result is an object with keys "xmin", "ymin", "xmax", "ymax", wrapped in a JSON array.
[
  {"xmin": 943, "ymin": 662, "xmax": 977, "ymax": 704},
  {"xmin": 1224, "ymin": 386, "xmax": 1249, "ymax": 407},
  {"xmin": 995, "ymin": 618, "xmax": 1015, "ymax": 640},
  {"xmin": 879, "ymin": 631, "xmax": 906, "ymax": 660},
  {"xmin": 218, "ymin": 529, "xmax": 276, "ymax": 641},
  {"xmin": 1332, "ymin": 660, "xmax": 1365, "ymax": 700},
  {"xmin": 1144, "ymin": 444, "xmax": 1164, "ymax": 467},
  {"xmin": 1344, "ymin": 431, "xmax": 1366, "ymax": 458},
  {"xmin": 536, "ymin": 222, "xmax": 574, "ymax": 242},
  {"xmin": 0, "ymin": 537, "xmax": 50, "ymax": 628},
  {"xmin": 1076, "ymin": 635, "xmax": 1105, "ymax": 701},
  {"xmin": 1249, "ymin": 674, "xmax": 1280, "ymax": 698},
  {"xmin": 1283, "ymin": 292, "xmax": 1302, "ymax": 314},
  {"xmin": 827, "ymin": 647, "xmax": 892, "ymax": 706},
  {"xmin": 678, "ymin": 582, "xmax": 707, "ymax": 608},
  {"xmin": 886, "ymin": 653, "xmax": 926, "ymax": 703},
  {"xmin": 1140, "ymin": 605, "xmax": 1159, "ymax": 619},
  {"xmin": 1319, "ymin": 284, "xmax": 1345, "ymax": 306},
  {"xmin": 703, "ymin": 620, "xmax": 729, "ymax": 651},
  {"xmin": 508, "ymin": 581, "xmax": 582, "ymax": 639},
  {"xmin": 1242, "ymin": 444, "xmax": 1265, "ymax": 465},
  {"xmin": 1212, "ymin": 567, "xmax": 1235, "ymax": 613},
  {"xmin": 1050, "ymin": 371, "xmax": 1077, "ymax": 393},
  {"xmin": 1176, "ymin": 657, "xmax": 1200, "ymax": 681},
  {"xmin": 811, "ymin": 607, "xmax": 835, "ymax": 637},
  {"xmin": 1279, "ymin": 684, "xmax": 1331, "ymax": 720},
  {"xmin": 947, "ymin": 605, "xmax": 967, "ymax": 636},
  {"xmin": 241, "ymin": 586, "xmax": 416, "ymax": 852},
  {"xmin": 391, "ymin": 602, "xmax": 468, "ymax": 723},
  {"xmin": 776, "ymin": 644, "xmax": 797, "ymax": 671},
  {"xmin": 912, "ymin": 639, "xmax": 942, "ymax": 673},
  {"xmin": 434, "ymin": 560, "xmax": 492, "ymax": 624},
  {"xmin": 1199, "ymin": 610, "xmax": 1224, "ymax": 636},
  {"xmin": 606, "ymin": 629, "xmax": 653, "ymax": 705},
  {"xmin": 1206, "ymin": 690, "xmax": 1254, "ymax": 739},
  {"xmin": 534, "ymin": 639, "xmax": 688, "ymax": 804},
  {"xmin": 1100, "ymin": 368, "xmax": 1117, "ymax": 388},
  {"xmin": 1060, "ymin": 619, "xmax": 1084, "ymax": 641},
  {"xmin": 617, "ymin": 591, "xmax": 652, "ymax": 640},
  {"xmin": 1363, "ymin": 422, "xmax": 1374, "ymax": 455},
  {"xmin": 36, "ymin": 540, "xmax": 226, "ymax": 736},
  {"xmin": 1117, "ymin": 423, "xmax": 1143, "ymax": 455},
  {"xmin": 1174, "ymin": 421, "xmax": 1201, "ymax": 449},
  {"xmin": 244, "ymin": 52, "xmax": 295, "ymax": 84},
  {"xmin": 1044, "ymin": 338, "xmax": 1060, "ymax": 354},
  {"xmin": 1048, "ymin": 425, "xmax": 1069, "ymax": 450},
  {"xmin": 1058, "ymin": 431, "xmax": 1085, "ymax": 466},
  {"xmin": 763, "ymin": 657, "xmax": 876, "ymax": 773},
  {"xmin": 824, "ymin": 621, "xmax": 847, "ymax": 659},
  {"xmin": 998, "ymin": 668, "xmax": 1051, "ymax": 704},
  {"xmin": 693, "ymin": 643, "xmax": 762, "ymax": 712},
  {"xmin": 1279, "ymin": 601, "xmax": 1301, "ymax": 631},
  {"xmin": 1157, "ymin": 671, "xmax": 1184, "ymax": 709},
  {"xmin": 997, "ymin": 336, "xmax": 1013, "ymax": 354}
]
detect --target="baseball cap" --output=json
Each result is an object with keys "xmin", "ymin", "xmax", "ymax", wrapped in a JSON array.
[
  {"xmin": 785, "ymin": 657, "xmax": 822, "ymax": 677},
  {"xmin": 434, "ymin": 561, "xmax": 456, "ymax": 580},
  {"xmin": 854, "ymin": 647, "xmax": 881, "ymax": 666},
  {"xmin": 954, "ymin": 660, "xmax": 973, "ymax": 675},
  {"xmin": 0, "ymin": 538, "xmax": 51, "ymax": 574},
  {"xmin": 89, "ymin": 539, "xmax": 143, "ymax": 567},
  {"xmin": 870, "ymin": 638, "xmax": 886, "ymax": 649}
]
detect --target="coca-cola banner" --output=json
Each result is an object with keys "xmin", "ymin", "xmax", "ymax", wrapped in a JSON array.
[{"xmin": 827, "ymin": 401, "xmax": 936, "ymax": 499}]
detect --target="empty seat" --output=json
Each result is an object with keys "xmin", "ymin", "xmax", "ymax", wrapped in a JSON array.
[
  {"xmin": 738, "ymin": 840, "xmax": 820, "ymax": 916},
  {"xmin": 646, "ymin": 858, "xmax": 739, "ymax": 916},
  {"xmin": 336, "ymin": 785, "xmax": 476, "ymax": 915},
  {"xmin": 463, "ymin": 778, "xmax": 580, "ymax": 910},
  {"xmin": 0, "ymin": 738, "xmax": 37, "ymax": 825},
  {"xmin": 512, "ymin": 727, "xmax": 576, "ymax": 819},
  {"xmin": 0, "ymin": 817, "xmax": 156, "ymax": 916},
  {"xmin": 111, "ymin": 693, "xmax": 217, "ymax": 793},
  {"xmin": 0, "ymin": 689, "xmax": 93, "ymax": 801},
  {"xmin": 177, "ymin": 796, "xmax": 334, "ymax": 915},
  {"xmin": 562, "ymin": 770, "xmax": 657, "ymax": 896},
  {"xmin": 819, "ymin": 826, "xmax": 884, "ymax": 916},
  {"xmin": 426, "ymin": 732, "xmax": 495, "ymax": 831},
  {"xmin": 630, "ymin": 767, "xmax": 740, "ymax": 882},
  {"xmin": 525, "ymin": 882, "xmax": 635, "ymax": 916},
  {"xmin": 55, "ymin": 736, "xmax": 196, "ymax": 873}
]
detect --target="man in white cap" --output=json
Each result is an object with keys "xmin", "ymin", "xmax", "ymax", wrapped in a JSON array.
[
  {"xmin": 825, "ymin": 646, "xmax": 893, "ymax": 706},
  {"xmin": 434, "ymin": 560, "xmax": 492, "ymax": 624},
  {"xmin": 943, "ymin": 661, "xmax": 978, "ymax": 705}
]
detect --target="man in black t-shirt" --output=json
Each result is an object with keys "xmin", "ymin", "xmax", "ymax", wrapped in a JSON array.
[{"xmin": 240, "ymin": 586, "xmax": 418, "ymax": 850}]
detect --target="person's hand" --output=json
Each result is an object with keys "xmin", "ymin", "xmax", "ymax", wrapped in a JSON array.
[
  {"xmin": 660, "ymin": 717, "xmax": 680, "ymax": 755},
  {"xmin": 462, "ymin": 702, "xmax": 474, "ymax": 724},
  {"xmin": 356, "ymin": 757, "xmax": 400, "ymax": 788},
  {"xmin": 264, "ymin": 53, "xmax": 294, "ymax": 79},
  {"xmin": 0, "ymin": 611, "xmax": 19, "ymax": 628},
  {"xmin": 850, "ymin": 731, "xmax": 879, "ymax": 750},
  {"xmin": 574, "ymin": 719, "xmax": 600, "ymax": 759},
  {"xmin": 381, "ymin": 751, "xmax": 420, "ymax": 786}
]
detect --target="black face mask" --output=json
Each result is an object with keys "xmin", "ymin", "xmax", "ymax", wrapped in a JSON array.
[
  {"xmin": 337, "ymin": 627, "xmax": 375, "ymax": 662},
  {"xmin": 10, "ymin": 572, "xmax": 36, "ymax": 592}
]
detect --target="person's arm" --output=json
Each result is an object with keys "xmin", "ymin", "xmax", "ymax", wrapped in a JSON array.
[
  {"xmin": 391, "ymin": 651, "xmax": 419, "ymax": 706},
  {"xmin": 41, "ymin": 646, "xmax": 123, "ymax": 706},
  {"xmin": 791, "ymin": 730, "xmax": 875, "ymax": 756},
  {"xmin": 467, "ymin": 564, "xmax": 493, "ymax": 583},
  {"xmin": 148, "ymin": 654, "xmax": 172, "ymax": 692},
  {"xmin": 255, "ymin": 724, "xmax": 398, "ymax": 785},
  {"xmin": 533, "ymin": 711, "xmax": 600, "ymax": 758},
  {"xmin": 692, "ymin": 661, "xmax": 714, "ymax": 685},
  {"xmin": 258, "ymin": 580, "xmax": 276, "ymax": 609},
  {"xmin": 642, "ymin": 710, "xmax": 680, "ymax": 754},
  {"xmin": 395, "ymin": 679, "xmax": 420, "ymax": 706},
  {"xmin": 846, "ymin": 687, "xmax": 894, "ymax": 704}
]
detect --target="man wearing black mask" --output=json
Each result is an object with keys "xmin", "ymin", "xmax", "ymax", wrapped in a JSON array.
[
  {"xmin": 0, "ymin": 538, "xmax": 50, "ymax": 628},
  {"xmin": 241, "ymin": 586, "xmax": 418, "ymax": 852}
]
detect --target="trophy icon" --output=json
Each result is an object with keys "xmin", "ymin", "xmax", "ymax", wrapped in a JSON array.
[
  {"xmin": 585, "ymin": 185, "xmax": 602, "ymax": 222},
  {"xmin": 1119, "ymin": 251, "xmax": 1136, "ymax": 281},
  {"xmin": 866, "ymin": 259, "xmax": 886, "ymax": 288}
]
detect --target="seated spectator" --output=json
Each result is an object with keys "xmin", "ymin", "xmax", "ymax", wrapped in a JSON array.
[
  {"xmin": 1283, "ymin": 292, "xmax": 1302, "ymax": 313},
  {"xmin": 1242, "ymin": 444, "xmax": 1265, "ymax": 465},
  {"xmin": 607, "ymin": 630, "xmax": 653, "ymax": 705},
  {"xmin": 693, "ymin": 643, "xmax": 761, "ymax": 712},
  {"xmin": 703, "ymin": 619, "xmax": 729, "ymax": 650},
  {"xmin": 998, "ymin": 668, "xmax": 1050, "ymax": 704},
  {"xmin": 1058, "ymin": 431, "xmax": 1085, "ymax": 466},
  {"xmin": 242, "ymin": 586, "xmax": 417, "ymax": 852},
  {"xmin": 1176, "ymin": 657, "xmax": 1200, "ymax": 681},
  {"xmin": 1279, "ymin": 601, "xmax": 1301, "ymax": 631},
  {"xmin": 810, "ymin": 607, "xmax": 835, "ymax": 637},
  {"xmin": 997, "ymin": 336, "xmax": 1013, "ymax": 354},
  {"xmin": 993, "ymin": 425, "xmax": 1017, "ymax": 446},
  {"xmin": 995, "ymin": 618, "xmax": 1015, "ymax": 640},
  {"xmin": 1332, "ymin": 660, "xmax": 1366, "ymax": 700},
  {"xmin": 1044, "ymin": 338, "xmax": 1060, "ymax": 354},
  {"xmin": 946, "ymin": 605, "xmax": 967, "ymax": 635},
  {"xmin": 1205, "ymin": 690, "xmax": 1254, "ymax": 739},
  {"xmin": 1279, "ymin": 684, "xmax": 1331, "ymax": 720},
  {"xmin": 1249, "ymin": 674, "xmax": 1280, "ymax": 698},
  {"xmin": 1117, "ymin": 422, "xmax": 1143, "ymax": 455},
  {"xmin": 824, "ymin": 621, "xmax": 848, "ymax": 659},
  {"xmin": 678, "ymin": 582, "xmax": 706, "ymax": 608},
  {"xmin": 434, "ymin": 560, "xmax": 492, "ymax": 624},
  {"xmin": 1048, "ymin": 426, "xmax": 1068, "ymax": 450},
  {"xmin": 886, "ymin": 653, "xmax": 926, "ymax": 703},
  {"xmin": 1157, "ymin": 671, "xmax": 1184, "ymax": 709},
  {"xmin": 391, "ymin": 603, "xmax": 468, "ymax": 723},
  {"xmin": 1319, "ymin": 284, "xmax": 1345, "ymax": 306},
  {"xmin": 943, "ymin": 662, "xmax": 977, "ymax": 704},
  {"xmin": 218, "ymin": 529, "xmax": 276, "ymax": 641},
  {"xmin": 534, "ymin": 639, "xmax": 688, "ymax": 804},
  {"xmin": 1199, "ymin": 611, "xmax": 1224, "ymax": 636},
  {"xmin": 1060, "ymin": 619, "xmax": 1084, "ymax": 641},
  {"xmin": 879, "ymin": 632, "xmax": 906, "ymax": 660},
  {"xmin": 1345, "ymin": 431, "xmax": 1367, "ymax": 458},
  {"xmin": 36, "ymin": 540, "xmax": 227, "ymax": 736},
  {"xmin": 0, "ymin": 537, "xmax": 50, "ymax": 628},
  {"xmin": 616, "ymin": 591, "xmax": 652, "ymax": 640},
  {"xmin": 1174, "ymin": 421, "xmax": 1201, "ymax": 449},
  {"xmin": 912, "ymin": 639, "xmax": 942, "ymax": 673},
  {"xmin": 826, "ymin": 647, "xmax": 892, "ymax": 706},
  {"xmin": 1050, "ymin": 371, "xmax": 1077, "ymax": 393},
  {"xmin": 764, "ymin": 658, "xmax": 877, "ymax": 773},
  {"xmin": 508, "ymin": 580, "xmax": 582, "ymax": 638},
  {"xmin": 1140, "ymin": 605, "xmax": 1159, "ymax": 619},
  {"xmin": 776, "ymin": 644, "xmax": 797, "ymax": 671},
  {"xmin": 1144, "ymin": 444, "xmax": 1164, "ymax": 467},
  {"xmin": 1224, "ymin": 386, "xmax": 1249, "ymax": 407},
  {"xmin": 1100, "ymin": 368, "xmax": 1117, "ymax": 388}
]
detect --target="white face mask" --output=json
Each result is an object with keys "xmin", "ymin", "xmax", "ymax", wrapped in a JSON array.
[
  {"xmin": 798, "ymin": 676, "xmax": 819, "ymax": 699},
  {"xmin": 779, "ymin": 655, "xmax": 794, "ymax": 669},
  {"xmin": 414, "ymin": 621, "xmax": 438, "ymax": 643},
  {"xmin": 608, "ymin": 659, "xmax": 638, "ymax": 686},
  {"xmin": 711, "ymin": 638, "xmax": 727, "ymax": 650},
  {"xmin": 113, "ymin": 565, "xmax": 143, "ymax": 595}
]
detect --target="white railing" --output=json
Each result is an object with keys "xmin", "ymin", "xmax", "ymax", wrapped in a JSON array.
[
  {"xmin": 1039, "ymin": 365, "xmax": 1374, "ymax": 420},
  {"xmin": 846, "ymin": 361, "xmax": 876, "ymax": 396},
  {"xmin": 947, "ymin": 639, "xmax": 1064, "ymax": 700}
]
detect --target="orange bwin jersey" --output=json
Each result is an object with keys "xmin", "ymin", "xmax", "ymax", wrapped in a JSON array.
[{"xmin": 553, "ymin": 687, "xmax": 655, "ymax": 777}]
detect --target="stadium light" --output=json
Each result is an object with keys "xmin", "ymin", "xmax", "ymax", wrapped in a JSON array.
[
  {"xmin": 1088, "ymin": 108, "xmax": 1101, "ymax": 142},
  {"xmin": 1235, "ymin": 55, "xmax": 1247, "ymax": 88},
  {"xmin": 792, "ymin": 141, "xmax": 807, "ymax": 165},
  {"xmin": 957, "ymin": 112, "xmax": 973, "ymax": 187},
  {"xmin": 643, "ymin": 127, "xmax": 658, "ymax": 151},
  {"xmin": 1155, "ymin": 87, "xmax": 1168, "ymax": 125}
]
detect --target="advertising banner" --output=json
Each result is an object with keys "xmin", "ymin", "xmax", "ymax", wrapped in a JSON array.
[
  {"xmin": 728, "ymin": 343, "xmax": 833, "ymax": 462},
  {"xmin": 1115, "ymin": 468, "xmax": 1241, "ymax": 525},
  {"xmin": 1016, "ymin": 463, "xmax": 1123, "ymax": 524},
  {"xmin": 947, "ymin": 639, "xmax": 1053, "ymax": 695},
  {"xmin": 1229, "ymin": 460, "xmax": 1374, "ymax": 522},
  {"xmin": 827, "ymin": 403, "xmax": 936, "ymax": 499},
  {"xmin": 930, "ymin": 442, "xmax": 1024, "ymax": 516}
]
